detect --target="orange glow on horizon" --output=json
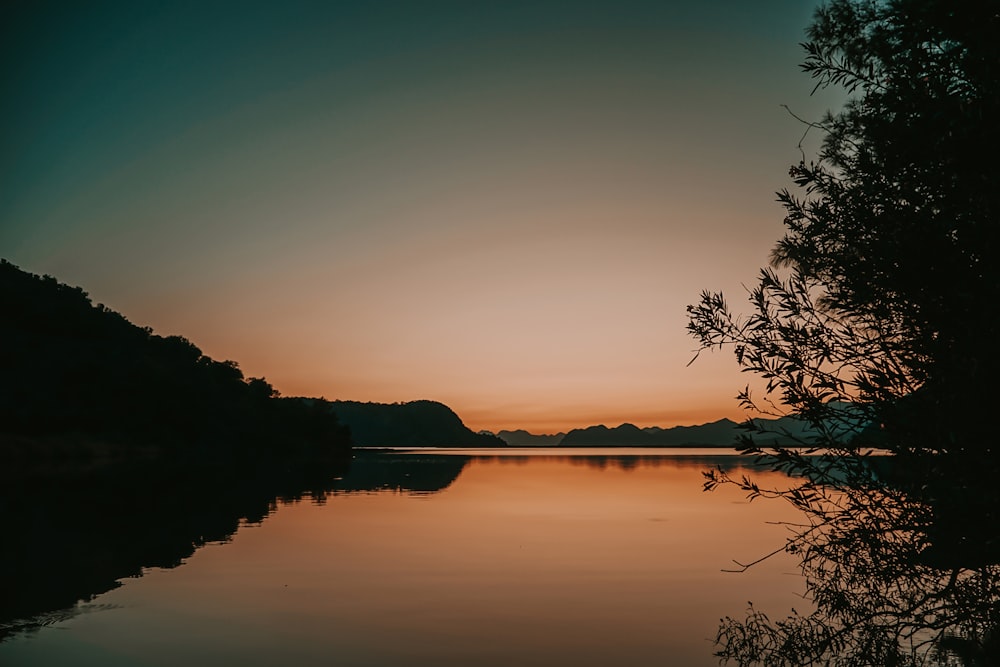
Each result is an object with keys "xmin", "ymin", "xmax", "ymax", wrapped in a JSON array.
[
  {"xmin": 5, "ymin": 0, "xmax": 837, "ymax": 447},
  {"xmin": 173, "ymin": 322, "xmax": 756, "ymax": 435},
  {"xmin": 263, "ymin": 376, "xmax": 746, "ymax": 434}
]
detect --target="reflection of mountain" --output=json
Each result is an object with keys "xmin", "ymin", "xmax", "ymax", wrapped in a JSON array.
[
  {"xmin": 333, "ymin": 452, "xmax": 470, "ymax": 495},
  {"xmin": 567, "ymin": 454, "xmax": 751, "ymax": 472},
  {"xmin": 330, "ymin": 400, "xmax": 505, "ymax": 447},
  {"xmin": 477, "ymin": 453, "xmax": 765, "ymax": 474},
  {"xmin": 0, "ymin": 458, "xmax": 348, "ymax": 641},
  {"xmin": 497, "ymin": 430, "xmax": 564, "ymax": 446}
]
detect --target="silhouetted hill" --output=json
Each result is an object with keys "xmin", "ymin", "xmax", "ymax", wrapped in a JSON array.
[
  {"xmin": 329, "ymin": 400, "xmax": 506, "ymax": 447},
  {"xmin": 497, "ymin": 429, "xmax": 565, "ymax": 446},
  {"xmin": 0, "ymin": 259, "xmax": 351, "ymax": 469},
  {"xmin": 643, "ymin": 419, "xmax": 743, "ymax": 446}
]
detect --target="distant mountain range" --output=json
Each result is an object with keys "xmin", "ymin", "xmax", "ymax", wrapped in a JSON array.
[
  {"xmin": 329, "ymin": 406, "xmax": 829, "ymax": 449},
  {"xmin": 559, "ymin": 420, "xmax": 742, "ymax": 447},
  {"xmin": 497, "ymin": 415, "xmax": 827, "ymax": 448},
  {"xmin": 496, "ymin": 430, "xmax": 565, "ymax": 446},
  {"xmin": 324, "ymin": 400, "xmax": 822, "ymax": 449}
]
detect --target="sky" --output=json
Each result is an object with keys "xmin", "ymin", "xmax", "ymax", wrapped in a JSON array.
[{"xmin": 1, "ymin": 1, "xmax": 841, "ymax": 433}]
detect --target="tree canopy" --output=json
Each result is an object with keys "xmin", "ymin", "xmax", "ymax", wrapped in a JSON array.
[
  {"xmin": 0, "ymin": 259, "xmax": 351, "ymax": 469},
  {"xmin": 688, "ymin": 0, "xmax": 1000, "ymax": 454},
  {"xmin": 687, "ymin": 1, "xmax": 1000, "ymax": 664}
]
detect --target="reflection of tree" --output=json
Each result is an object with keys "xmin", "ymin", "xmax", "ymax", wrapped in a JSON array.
[
  {"xmin": 708, "ymin": 455, "xmax": 1000, "ymax": 666},
  {"xmin": 0, "ymin": 456, "xmax": 347, "ymax": 642}
]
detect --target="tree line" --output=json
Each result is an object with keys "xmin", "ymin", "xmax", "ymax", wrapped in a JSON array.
[{"xmin": 0, "ymin": 259, "xmax": 351, "ymax": 469}]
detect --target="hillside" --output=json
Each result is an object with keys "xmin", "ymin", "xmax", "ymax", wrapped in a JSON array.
[
  {"xmin": 329, "ymin": 400, "xmax": 506, "ymax": 447},
  {"xmin": 0, "ymin": 259, "xmax": 351, "ymax": 469}
]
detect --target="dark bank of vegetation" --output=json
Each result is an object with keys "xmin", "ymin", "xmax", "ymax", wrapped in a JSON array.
[
  {"xmin": 329, "ymin": 399, "xmax": 505, "ymax": 447},
  {"xmin": 687, "ymin": 1, "xmax": 1000, "ymax": 664},
  {"xmin": 0, "ymin": 259, "xmax": 351, "ymax": 474}
]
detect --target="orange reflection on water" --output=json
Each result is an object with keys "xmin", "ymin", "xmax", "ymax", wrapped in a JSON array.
[{"xmin": 8, "ymin": 452, "xmax": 807, "ymax": 667}]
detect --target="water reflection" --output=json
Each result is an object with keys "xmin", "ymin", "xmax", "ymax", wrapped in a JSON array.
[
  {"xmin": 2, "ymin": 448, "xmax": 803, "ymax": 667},
  {"xmin": 10, "ymin": 445, "xmax": 995, "ymax": 664},
  {"xmin": 336, "ymin": 448, "xmax": 770, "ymax": 496},
  {"xmin": 1, "ymin": 451, "xmax": 466, "ymax": 639},
  {"xmin": 0, "ymin": 457, "xmax": 348, "ymax": 640},
  {"xmin": 475, "ymin": 454, "xmax": 737, "ymax": 471},
  {"xmin": 707, "ymin": 451, "xmax": 1000, "ymax": 666},
  {"xmin": 332, "ymin": 451, "xmax": 470, "ymax": 495}
]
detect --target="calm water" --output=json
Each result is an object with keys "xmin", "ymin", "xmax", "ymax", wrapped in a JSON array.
[{"xmin": 2, "ymin": 448, "xmax": 805, "ymax": 666}]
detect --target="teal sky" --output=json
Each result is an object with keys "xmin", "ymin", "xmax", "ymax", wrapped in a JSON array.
[{"xmin": 2, "ymin": 1, "xmax": 839, "ymax": 432}]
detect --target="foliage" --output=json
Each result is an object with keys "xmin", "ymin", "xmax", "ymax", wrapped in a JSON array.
[
  {"xmin": 688, "ymin": 0, "xmax": 1000, "ymax": 453},
  {"xmin": 687, "ymin": 0, "xmax": 1000, "ymax": 664},
  {"xmin": 0, "ymin": 259, "xmax": 351, "ymax": 464}
]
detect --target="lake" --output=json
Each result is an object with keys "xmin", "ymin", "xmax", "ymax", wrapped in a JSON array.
[{"xmin": 1, "ymin": 448, "xmax": 806, "ymax": 666}]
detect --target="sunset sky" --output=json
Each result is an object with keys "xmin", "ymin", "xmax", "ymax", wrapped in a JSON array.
[{"xmin": 2, "ymin": 1, "xmax": 842, "ymax": 433}]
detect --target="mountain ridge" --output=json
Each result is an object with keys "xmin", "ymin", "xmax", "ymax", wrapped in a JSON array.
[
  {"xmin": 500, "ymin": 415, "xmax": 834, "ymax": 447},
  {"xmin": 328, "ymin": 400, "xmax": 506, "ymax": 447},
  {"xmin": 496, "ymin": 429, "xmax": 565, "ymax": 446}
]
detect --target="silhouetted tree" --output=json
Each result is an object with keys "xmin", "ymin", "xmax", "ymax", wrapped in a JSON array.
[
  {"xmin": 687, "ymin": 1, "xmax": 1000, "ymax": 664},
  {"xmin": 689, "ymin": 0, "xmax": 999, "ymax": 454}
]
